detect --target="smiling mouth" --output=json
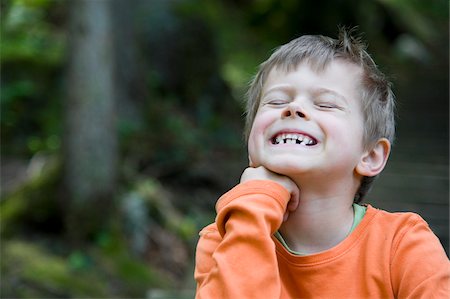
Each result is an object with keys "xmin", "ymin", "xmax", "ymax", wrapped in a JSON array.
[{"xmin": 271, "ymin": 132, "xmax": 318, "ymax": 146}]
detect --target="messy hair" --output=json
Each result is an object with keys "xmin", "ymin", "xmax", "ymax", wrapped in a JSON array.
[{"xmin": 244, "ymin": 28, "xmax": 395, "ymax": 203}]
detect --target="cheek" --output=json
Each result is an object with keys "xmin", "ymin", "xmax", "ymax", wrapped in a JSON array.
[
  {"xmin": 251, "ymin": 111, "xmax": 274, "ymax": 135},
  {"xmin": 327, "ymin": 114, "xmax": 364, "ymax": 140},
  {"xmin": 247, "ymin": 113, "xmax": 272, "ymax": 163},
  {"xmin": 329, "ymin": 117, "xmax": 366, "ymax": 157},
  {"xmin": 247, "ymin": 126, "xmax": 261, "ymax": 164},
  {"xmin": 347, "ymin": 117, "xmax": 365, "ymax": 147}
]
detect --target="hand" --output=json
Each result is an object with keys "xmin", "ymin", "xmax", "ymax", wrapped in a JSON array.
[{"xmin": 240, "ymin": 166, "xmax": 300, "ymax": 222}]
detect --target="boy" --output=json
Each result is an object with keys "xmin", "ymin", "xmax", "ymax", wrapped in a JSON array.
[{"xmin": 194, "ymin": 29, "xmax": 449, "ymax": 298}]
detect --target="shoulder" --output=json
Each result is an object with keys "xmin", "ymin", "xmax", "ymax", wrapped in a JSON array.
[
  {"xmin": 365, "ymin": 206, "xmax": 450, "ymax": 297},
  {"xmin": 365, "ymin": 205, "xmax": 430, "ymax": 232},
  {"xmin": 365, "ymin": 205, "xmax": 447, "ymax": 258}
]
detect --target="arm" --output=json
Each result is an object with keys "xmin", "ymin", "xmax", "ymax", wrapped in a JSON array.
[
  {"xmin": 194, "ymin": 179, "xmax": 291, "ymax": 299},
  {"xmin": 391, "ymin": 214, "xmax": 449, "ymax": 298}
]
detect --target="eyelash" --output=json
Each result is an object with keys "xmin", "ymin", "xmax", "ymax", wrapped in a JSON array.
[
  {"xmin": 316, "ymin": 102, "xmax": 341, "ymax": 110},
  {"xmin": 267, "ymin": 99, "xmax": 288, "ymax": 106},
  {"xmin": 318, "ymin": 103, "xmax": 336, "ymax": 108},
  {"xmin": 263, "ymin": 99, "xmax": 343, "ymax": 110}
]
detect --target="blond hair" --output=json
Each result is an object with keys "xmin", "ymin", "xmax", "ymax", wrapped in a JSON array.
[{"xmin": 244, "ymin": 28, "xmax": 395, "ymax": 202}]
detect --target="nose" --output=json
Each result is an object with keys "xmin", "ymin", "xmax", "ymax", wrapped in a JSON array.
[{"xmin": 281, "ymin": 102, "xmax": 309, "ymax": 120}]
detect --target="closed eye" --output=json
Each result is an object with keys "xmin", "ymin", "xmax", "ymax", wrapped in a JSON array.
[
  {"xmin": 266, "ymin": 99, "xmax": 288, "ymax": 106},
  {"xmin": 316, "ymin": 103, "xmax": 342, "ymax": 110}
]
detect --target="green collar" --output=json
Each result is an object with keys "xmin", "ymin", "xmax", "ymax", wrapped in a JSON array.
[{"xmin": 274, "ymin": 203, "xmax": 367, "ymax": 255}]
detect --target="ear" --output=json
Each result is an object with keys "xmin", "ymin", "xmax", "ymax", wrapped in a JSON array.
[{"xmin": 356, "ymin": 138, "xmax": 391, "ymax": 177}]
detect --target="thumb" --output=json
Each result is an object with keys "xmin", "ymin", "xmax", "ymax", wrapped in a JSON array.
[{"xmin": 287, "ymin": 187, "xmax": 300, "ymax": 212}]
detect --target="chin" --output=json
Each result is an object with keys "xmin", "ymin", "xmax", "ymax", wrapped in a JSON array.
[{"xmin": 263, "ymin": 161, "xmax": 308, "ymax": 176}]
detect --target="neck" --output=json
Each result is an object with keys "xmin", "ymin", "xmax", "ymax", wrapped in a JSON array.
[{"xmin": 278, "ymin": 176, "xmax": 357, "ymax": 254}]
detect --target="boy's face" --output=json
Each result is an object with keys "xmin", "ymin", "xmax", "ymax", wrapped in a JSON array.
[{"xmin": 248, "ymin": 60, "xmax": 367, "ymax": 180}]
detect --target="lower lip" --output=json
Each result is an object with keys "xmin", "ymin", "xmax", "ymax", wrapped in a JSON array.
[{"xmin": 268, "ymin": 141, "xmax": 318, "ymax": 148}]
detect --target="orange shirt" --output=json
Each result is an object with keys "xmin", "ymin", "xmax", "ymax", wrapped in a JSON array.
[{"xmin": 195, "ymin": 180, "xmax": 449, "ymax": 298}]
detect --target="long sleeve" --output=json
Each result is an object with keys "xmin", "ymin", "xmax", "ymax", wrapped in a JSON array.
[{"xmin": 194, "ymin": 180, "xmax": 290, "ymax": 299}]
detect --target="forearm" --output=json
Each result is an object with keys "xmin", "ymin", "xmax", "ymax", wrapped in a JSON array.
[{"xmin": 195, "ymin": 180, "xmax": 290, "ymax": 299}]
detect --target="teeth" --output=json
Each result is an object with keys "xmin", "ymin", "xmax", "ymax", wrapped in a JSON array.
[{"xmin": 272, "ymin": 133, "xmax": 316, "ymax": 146}]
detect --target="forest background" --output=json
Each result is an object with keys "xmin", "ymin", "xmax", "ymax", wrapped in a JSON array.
[{"xmin": 1, "ymin": 0, "xmax": 448, "ymax": 298}]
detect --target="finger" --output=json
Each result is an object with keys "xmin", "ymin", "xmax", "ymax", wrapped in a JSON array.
[
  {"xmin": 287, "ymin": 189, "xmax": 300, "ymax": 211},
  {"xmin": 249, "ymin": 156, "xmax": 264, "ymax": 169},
  {"xmin": 287, "ymin": 199, "xmax": 297, "ymax": 212}
]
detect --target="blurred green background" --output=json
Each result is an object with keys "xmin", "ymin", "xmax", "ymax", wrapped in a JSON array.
[{"xmin": 1, "ymin": 0, "xmax": 448, "ymax": 297}]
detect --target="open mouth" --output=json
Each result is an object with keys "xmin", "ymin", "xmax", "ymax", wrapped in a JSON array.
[{"xmin": 271, "ymin": 132, "xmax": 318, "ymax": 146}]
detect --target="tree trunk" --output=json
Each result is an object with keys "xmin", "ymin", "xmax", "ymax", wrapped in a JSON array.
[{"xmin": 64, "ymin": 0, "xmax": 117, "ymax": 242}]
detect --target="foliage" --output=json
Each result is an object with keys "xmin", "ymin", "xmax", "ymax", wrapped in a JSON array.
[
  {"xmin": 1, "ymin": 0, "xmax": 66, "ymax": 156},
  {"xmin": 2, "ymin": 240, "xmax": 108, "ymax": 298},
  {"xmin": 1, "ymin": 238, "xmax": 169, "ymax": 298},
  {"xmin": 1, "ymin": 0, "xmax": 448, "ymax": 297},
  {"xmin": 0, "ymin": 156, "xmax": 179, "ymax": 297},
  {"xmin": 0, "ymin": 154, "xmax": 62, "ymax": 238}
]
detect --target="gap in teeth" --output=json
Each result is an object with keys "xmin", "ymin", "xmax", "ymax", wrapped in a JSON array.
[{"xmin": 272, "ymin": 133, "xmax": 315, "ymax": 145}]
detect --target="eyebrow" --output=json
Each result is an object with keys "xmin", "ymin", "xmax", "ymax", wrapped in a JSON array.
[
  {"xmin": 263, "ymin": 85, "xmax": 349, "ymax": 104},
  {"xmin": 313, "ymin": 88, "xmax": 349, "ymax": 104},
  {"xmin": 263, "ymin": 84, "xmax": 294, "ymax": 95}
]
